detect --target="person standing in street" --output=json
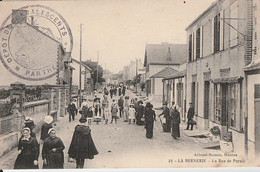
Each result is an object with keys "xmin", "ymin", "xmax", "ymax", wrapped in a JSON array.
[
  {"xmin": 171, "ymin": 106, "xmax": 181, "ymax": 139},
  {"xmin": 124, "ymin": 96, "xmax": 130, "ymax": 122},
  {"xmin": 122, "ymin": 85, "xmax": 126, "ymax": 96},
  {"xmin": 67, "ymin": 99, "xmax": 77, "ymax": 122},
  {"xmin": 103, "ymin": 104, "xmax": 110, "ymax": 124},
  {"xmin": 40, "ymin": 116, "xmax": 53, "ymax": 143},
  {"xmin": 24, "ymin": 116, "xmax": 36, "ymax": 138},
  {"xmin": 111, "ymin": 100, "xmax": 118, "ymax": 124},
  {"xmin": 68, "ymin": 117, "xmax": 98, "ymax": 168},
  {"xmin": 128, "ymin": 104, "xmax": 136, "ymax": 124},
  {"xmin": 186, "ymin": 103, "xmax": 195, "ymax": 130},
  {"xmin": 86, "ymin": 106, "xmax": 94, "ymax": 125},
  {"xmin": 136, "ymin": 100, "xmax": 145, "ymax": 125},
  {"xmin": 144, "ymin": 102, "xmax": 156, "ymax": 139},
  {"xmin": 101, "ymin": 95, "xmax": 109, "ymax": 120},
  {"xmin": 110, "ymin": 87, "xmax": 114, "ymax": 99},
  {"xmin": 14, "ymin": 127, "xmax": 39, "ymax": 169},
  {"xmin": 118, "ymin": 86, "xmax": 122, "ymax": 96},
  {"xmin": 118, "ymin": 96, "xmax": 124, "ymax": 118},
  {"xmin": 158, "ymin": 102, "xmax": 171, "ymax": 132},
  {"xmin": 80, "ymin": 98, "xmax": 88, "ymax": 119},
  {"xmin": 42, "ymin": 128, "xmax": 65, "ymax": 169}
]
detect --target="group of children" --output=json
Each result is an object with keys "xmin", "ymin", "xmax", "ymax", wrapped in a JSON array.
[{"xmin": 79, "ymin": 94, "xmax": 137, "ymax": 125}]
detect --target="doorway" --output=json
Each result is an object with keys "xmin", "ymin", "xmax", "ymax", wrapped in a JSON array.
[{"xmin": 254, "ymin": 84, "xmax": 260, "ymax": 158}]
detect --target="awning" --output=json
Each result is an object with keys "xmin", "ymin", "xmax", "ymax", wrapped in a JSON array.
[
  {"xmin": 163, "ymin": 70, "xmax": 186, "ymax": 80},
  {"xmin": 210, "ymin": 76, "xmax": 243, "ymax": 83}
]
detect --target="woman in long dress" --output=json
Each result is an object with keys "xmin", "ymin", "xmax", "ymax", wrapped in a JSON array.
[
  {"xmin": 42, "ymin": 128, "xmax": 65, "ymax": 169},
  {"xmin": 40, "ymin": 116, "xmax": 53, "ymax": 143},
  {"xmin": 144, "ymin": 103, "xmax": 156, "ymax": 139},
  {"xmin": 128, "ymin": 104, "xmax": 136, "ymax": 124},
  {"xmin": 14, "ymin": 127, "xmax": 39, "ymax": 169},
  {"xmin": 171, "ymin": 106, "xmax": 181, "ymax": 139},
  {"xmin": 68, "ymin": 117, "xmax": 99, "ymax": 168}
]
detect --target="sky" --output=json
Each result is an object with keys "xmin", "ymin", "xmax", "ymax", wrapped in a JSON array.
[{"xmin": 0, "ymin": 0, "xmax": 216, "ymax": 73}]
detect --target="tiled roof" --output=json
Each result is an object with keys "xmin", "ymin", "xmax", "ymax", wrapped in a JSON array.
[
  {"xmin": 164, "ymin": 70, "xmax": 186, "ymax": 80},
  {"xmin": 150, "ymin": 67, "xmax": 178, "ymax": 78},
  {"xmin": 144, "ymin": 43, "xmax": 187, "ymax": 67}
]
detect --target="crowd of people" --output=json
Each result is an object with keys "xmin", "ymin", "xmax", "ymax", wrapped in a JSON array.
[{"xmin": 13, "ymin": 84, "xmax": 195, "ymax": 169}]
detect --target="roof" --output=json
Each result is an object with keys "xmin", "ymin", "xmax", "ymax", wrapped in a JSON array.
[
  {"xmin": 72, "ymin": 58, "xmax": 92, "ymax": 71},
  {"xmin": 164, "ymin": 70, "xmax": 186, "ymax": 80},
  {"xmin": 150, "ymin": 67, "xmax": 178, "ymax": 78},
  {"xmin": 244, "ymin": 58, "xmax": 260, "ymax": 71},
  {"xmin": 185, "ymin": 0, "xmax": 218, "ymax": 30},
  {"xmin": 211, "ymin": 76, "xmax": 243, "ymax": 83},
  {"xmin": 144, "ymin": 43, "xmax": 187, "ymax": 67}
]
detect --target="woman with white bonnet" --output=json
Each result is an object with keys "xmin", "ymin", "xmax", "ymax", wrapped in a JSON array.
[
  {"xmin": 40, "ymin": 115, "xmax": 54, "ymax": 143},
  {"xmin": 14, "ymin": 127, "xmax": 39, "ymax": 169},
  {"xmin": 42, "ymin": 128, "xmax": 65, "ymax": 169}
]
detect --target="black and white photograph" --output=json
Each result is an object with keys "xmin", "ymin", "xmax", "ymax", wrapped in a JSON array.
[{"xmin": 0, "ymin": 0, "xmax": 260, "ymax": 170}]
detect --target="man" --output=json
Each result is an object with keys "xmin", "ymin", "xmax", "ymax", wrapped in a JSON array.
[
  {"xmin": 68, "ymin": 99, "xmax": 77, "ymax": 122},
  {"xmin": 158, "ymin": 102, "xmax": 171, "ymax": 132},
  {"xmin": 171, "ymin": 106, "xmax": 181, "ymax": 139},
  {"xmin": 185, "ymin": 102, "xmax": 195, "ymax": 130},
  {"xmin": 122, "ymin": 85, "xmax": 126, "ymax": 96},
  {"xmin": 110, "ymin": 88, "xmax": 114, "ymax": 99},
  {"xmin": 118, "ymin": 96, "xmax": 124, "ymax": 118},
  {"xmin": 101, "ymin": 95, "xmax": 109, "ymax": 120}
]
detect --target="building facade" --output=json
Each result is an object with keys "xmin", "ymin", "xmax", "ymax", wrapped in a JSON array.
[{"xmin": 186, "ymin": 0, "xmax": 251, "ymax": 156}]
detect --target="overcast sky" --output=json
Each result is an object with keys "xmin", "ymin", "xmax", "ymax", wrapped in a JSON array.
[{"xmin": 0, "ymin": 0, "xmax": 215, "ymax": 73}]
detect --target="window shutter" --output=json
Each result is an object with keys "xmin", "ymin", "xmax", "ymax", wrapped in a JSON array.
[
  {"xmin": 200, "ymin": 26, "xmax": 203, "ymax": 57},
  {"xmin": 194, "ymin": 32, "xmax": 196, "ymax": 60},
  {"xmin": 220, "ymin": 10, "xmax": 224, "ymax": 51},
  {"xmin": 192, "ymin": 32, "xmax": 194, "ymax": 61},
  {"xmin": 211, "ymin": 18, "xmax": 214, "ymax": 54}
]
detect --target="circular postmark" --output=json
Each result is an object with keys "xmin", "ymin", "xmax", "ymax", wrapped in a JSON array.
[{"xmin": 0, "ymin": 5, "xmax": 73, "ymax": 81}]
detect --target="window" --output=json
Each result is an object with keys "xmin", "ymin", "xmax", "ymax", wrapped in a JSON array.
[
  {"xmin": 196, "ymin": 28, "xmax": 201, "ymax": 59},
  {"xmin": 228, "ymin": 83, "xmax": 238, "ymax": 128},
  {"xmin": 230, "ymin": 0, "xmax": 238, "ymax": 47},
  {"xmin": 189, "ymin": 34, "xmax": 192, "ymax": 62}
]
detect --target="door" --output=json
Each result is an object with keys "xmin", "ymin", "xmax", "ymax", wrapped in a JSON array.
[
  {"xmin": 254, "ymin": 85, "xmax": 260, "ymax": 158},
  {"xmin": 191, "ymin": 82, "xmax": 196, "ymax": 108},
  {"xmin": 204, "ymin": 81, "xmax": 210, "ymax": 119},
  {"xmin": 221, "ymin": 83, "xmax": 228, "ymax": 138}
]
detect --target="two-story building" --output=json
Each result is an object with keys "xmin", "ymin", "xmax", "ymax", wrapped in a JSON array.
[
  {"xmin": 144, "ymin": 43, "xmax": 186, "ymax": 102},
  {"xmin": 186, "ymin": 0, "xmax": 250, "ymax": 156}
]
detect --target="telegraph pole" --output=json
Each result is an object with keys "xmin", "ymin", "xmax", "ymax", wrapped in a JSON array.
[
  {"xmin": 79, "ymin": 24, "xmax": 83, "ymax": 106},
  {"xmin": 96, "ymin": 51, "xmax": 99, "ymax": 89}
]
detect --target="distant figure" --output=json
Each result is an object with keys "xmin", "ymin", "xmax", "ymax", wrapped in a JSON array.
[
  {"xmin": 68, "ymin": 117, "xmax": 98, "ymax": 168},
  {"xmin": 42, "ymin": 128, "xmax": 65, "ymax": 169},
  {"xmin": 103, "ymin": 104, "xmax": 110, "ymax": 124},
  {"xmin": 136, "ymin": 101, "xmax": 145, "ymax": 125},
  {"xmin": 158, "ymin": 102, "xmax": 171, "ymax": 132},
  {"xmin": 122, "ymin": 85, "xmax": 126, "ymax": 96},
  {"xmin": 118, "ymin": 87, "xmax": 122, "ymax": 96},
  {"xmin": 86, "ymin": 107, "xmax": 93, "ymax": 125},
  {"xmin": 185, "ymin": 103, "xmax": 195, "ymax": 131},
  {"xmin": 81, "ymin": 98, "xmax": 88, "ymax": 119},
  {"xmin": 67, "ymin": 99, "xmax": 77, "ymax": 122},
  {"xmin": 118, "ymin": 96, "xmax": 124, "ymax": 118},
  {"xmin": 14, "ymin": 127, "xmax": 39, "ymax": 169},
  {"xmin": 111, "ymin": 100, "xmax": 118, "ymax": 124},
  {"xmin": 128, "ymin": 104, "xmax": 136, "ymax": 124},
  {"xmin": 40, "ymin": 116, "xmax": 53, "ymax": 143},
  {"xmin": 171, "ymin": 106, "xmax": 181, "ymax": 139},
  {"xmin": 101, "ymin": 95, "xmax": 109, "ymax": 120},
  {"xmin": 109, "ymin": 88, "xmax": 114, "ymax": 99},
  {"xmin": 124, "ymin": 96, "xmax": 130, "ymax": 122},
  {"xmin": 144, "ymin": 103, "xmax": 156, "ymax": 139}
]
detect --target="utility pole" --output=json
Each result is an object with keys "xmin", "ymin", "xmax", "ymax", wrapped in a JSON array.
[
  {"xmin": 136, "ymin": 58, "xmax": 138, "ymax": 95},
  {"xmin": 79, "ymin": 24, "xmax": 83, "ymax": 106},
  {"xmin": 96, "ymin": 51, "xmax": 99, "ymax": 90}
]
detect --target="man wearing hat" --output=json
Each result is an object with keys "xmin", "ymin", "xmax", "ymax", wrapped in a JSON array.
[
  {"xmin": 118, "ymin": 96, "xmax": 124, "ymax": 118},
  {"xmin": 185, "ymin": 102, "xmax": 195, "ymax": 130},
  {"xmin": 68, "ymin": 99, "xmax": 77, "ymax": 122},
  {"xmin": 158, "ymin": 102, "xmax": 171, "ymax": 132}
]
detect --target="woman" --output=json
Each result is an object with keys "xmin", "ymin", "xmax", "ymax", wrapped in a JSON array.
[
  {"xmin": 24, "ymin": 116, "xmax": 36, "ymax": 138},
  {"xmin": 86, "ymin": 106, "xmax": 94, "ymax": 125},
  {"xmin": 136, "ymin": 101, "xmax": 145, "ymax": 125},
  {"xmin": 14, "ymin": 127, "xmax": 39, "ymax": 169},
  {"xmin": 144, "ymin": 103, "xmax": 156, "ymax": 139},
  {"xmin": 42, "ymin": 128, "xmax": 65, "ymax": 169},
  {"xmin": 68, "ymin": 117, "xmax": 99, "ymax": 168},
  {"xmin": 171, "ymin": 106, "xmax": 181, "ymax": 139},
  {"xmin": 40, "ymin": 116, "xmax": 53, "ymax": 143}
]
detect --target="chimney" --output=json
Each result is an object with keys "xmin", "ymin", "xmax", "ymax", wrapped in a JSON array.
[
  {"xmin": 166, "ymin": 47, "xmax": 172, "ymax": 61},
  {"xmin": 11, "ymin": 10, "xmax": 28, "ymax": 24}
]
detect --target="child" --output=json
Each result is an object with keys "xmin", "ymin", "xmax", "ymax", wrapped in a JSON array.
[
  {"xmin": 129, "ymin": 104, "xmax": 136, "ymax": 124},
  {"xmin": 86, "ymin": 107, "xmax": 93, "ymax": 125},
  {"xmin": 103, "ymin": 104, "xmax": 110, "ymax": 124},
  {"xmin": 111, "ymin": 100, "xmax": 118, "ymax": 124}
]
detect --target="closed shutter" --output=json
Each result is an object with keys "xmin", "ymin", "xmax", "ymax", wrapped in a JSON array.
[
  {"xmin": 200, "ymin": 26, "xmax": 203, "ymax": 58},
  {"xmin": 220, "ymin": 10, "xmax": 224, "ymax": 51},
  {"xmin": 211, "ymin": 18, "xmax": 214, "ymax": 53}
]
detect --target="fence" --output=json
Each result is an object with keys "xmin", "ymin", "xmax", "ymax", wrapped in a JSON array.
[{"xmin": 0, "ymin": 115, "xmax": 13, "ymax": 135}]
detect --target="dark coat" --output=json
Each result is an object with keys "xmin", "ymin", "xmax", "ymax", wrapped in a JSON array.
[
  {"xmin": 68, "ymin": 125, "xmax": 98, "ymax": 159},
  {"xmin": 159, "ymin": 107, "xmax": 171, "ymax": 132},
  {"xmin": 187, "ymin": 107, "xmax": 195, "ymax": 119},
  {"xmin": 68, "ymin": 103, "xmax": 77, "ymax": 115},
  {"xmin": 144, "ymin": 108, "xmax": 156, "ymax": 138},
  {"xmin": 171, "ymin": 109, "xmax": 181, "ymax": 138},
  {"xmin": 118, "ymin": 98, "xmax": 124, "ymax": 108},
  {"xmin": 14, "ymin": 137, "xmax": 39, "ymax": 169},
  {"xmin": 42, "ymin": 137, "xmax": 65, "ymax": 169},
  {"xmin": 40, "ymin": 123, "xmax": 53, "ymax": 141}
]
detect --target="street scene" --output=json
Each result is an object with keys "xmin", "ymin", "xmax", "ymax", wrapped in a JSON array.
[{"xmin": 0, "ymin": 0, "xmax": 260, "ymax": 170}]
